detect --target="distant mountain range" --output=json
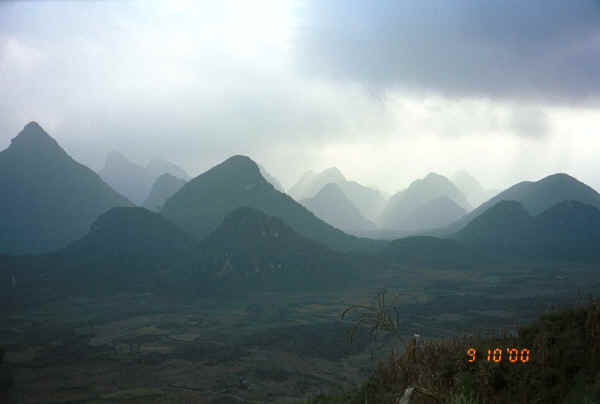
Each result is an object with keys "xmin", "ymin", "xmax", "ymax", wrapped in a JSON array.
[
  {"xmin": 379, "ymin": 173, "xmax": 470, "ymax": 233},
  {"xmin": 0, "ymin": 122, "xmax": 132, "ymax": 254},
  {"xmin": 3, "ymin": 128, "xmax": 600, "ymax": 304},
  {"xmin": 99, "ymin": 151, "xmax": 189, "ymax": 205},
  {"xmin": 441, "ymin": 173, "xmax": 600, "ymax": 235},
  {"xmin": 288, "ymin": 170, "xmax": 317, "ymax": 200},
  {"xmin": 300, "ymin": 183, "xmax": 376, "ymax": 235},
  {"xmin": 143, "ymin": 173, "xmax": 187, "ymax": 212},
  {"xmin": 5, "ymin": 120, "xmax": 600, "ymax": 302},
  {"xmin": 289, "ymin": 167, "xmax": 386, "ymax": 221},
  {"xmin": 452, "ymin": 171, "xmax": 498, "ymax": 208},
  {"xmin": 161, "ymin": 155, "xmax": 383, "ymax": 253}
]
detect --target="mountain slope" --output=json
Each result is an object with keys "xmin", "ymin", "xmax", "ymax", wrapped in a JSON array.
[
  {"xmin": 301, "ymin": 183, "xmax": 376, "ymax": 235},
  {"xmin": 99, "ymin": 151, "xmax": 152, "ymax": 205},
  {"xmin": 0, "ymin": 122, "xmax": 132, "ymax": 254},
  {"xmin": 337, "ymin": 181, "xmax": 387, "ymax": 222},
  {"xmin": 146, "ymin": 157, "xmax": 190, "ymax": 181},
  {"xmin": 258, "ymin": 164, "xmax": 284, "ymax": 192},
  {"xmin": 64, "ymin": 207, "xmax": 198, "ymax": 261},
  {"xmin": 452, "ymin": 170, "xmax": 488, "ymax": 208},
  {"xmin": 395, "ymin": 196, "xmax": 466, "ymax": 232},
  {"xmin": 454, "ymin": 200, "xmax": 536, "ymax": 250},
  {"xmin": 444, "ymin": 173, "xmax": 600, "ymax": 234},
  {"xmin": 5, "ymin": 207, "xmax": 201, "ymax": 298},
  {"xmin": 379, "ymin": 173, "xmax": 470, "ymax": 232},
  {"xmin": 288, "ymin": 170, "xmax": 316, "ymax": 200},
  {"xmin": 161, "ymin": 155, "xmax": 384, "ymax": 252},
  {"xmin": 289, "ymin": 168, "xmax": 386, "ymax": 220},
  {"xmin": 143, "ymin": 173, "xmax": 186, "ymax": 212},
  {"xmin": 100, "ymin": 153, "xmax": 191, "ymax": 205},
  {"xmin": 199, "ymin": 207, "xmax": 357, "ymax": 290},
  {"xmin": 454, "ymin": 199, "xmax": 600, "ymax": 260},
  {"xmin": 301, "ymin": 167, "xmax": 346, "ymax": 199}
]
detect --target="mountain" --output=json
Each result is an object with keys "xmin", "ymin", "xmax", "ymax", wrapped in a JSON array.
[
  {"xmin": 2, "ymin": 207, "xmax": 201, "ymax": 299},
  {"xmin": 337, "ymin": 181, "xmax": 387, "ymax": 222},
  {"xmin": 452, "ymin": 171, "xmax": 489, "ymax": 208},
  {"xmin": 258, "ymin": 165, "xmax": 284, "ymax": 192},
  {"xmin": 301, "ymin": 167, "xmax": 346, "ymax": 199},
  {"xmin": 99, "ymin": 151, "xmax": 152, "ymax": 205},
  {"xmin": 0, "ymin": 122, "xmax": 132, "ymax": 254},
  {"xmin": 444, "ymin": 173, "xmax": 600, "ymax": 234},
  {"xmin": 454, "ymin": 200, "xmax": 536, "ymax": 251},
  {"xmin": 63, "ymin": 207, "xmax": 198, "ymax": 262},
  {"xmin": 394, "ymin": 196, "xmax": 466, "ymax": 232},
  {"xmin": 199, "ymin": 207, "xmax": 358, "ymax": 290},
  {"xmin": 289, "ymin": 168, "xmax": 386, "ymax": 221},
  {"xmin": 288, "ymin": 170, "xmax": 316, "ymax": 200},
  {"xmin": 454, "ymin": 199, "xmax": 600, "ymax": 260},
  {"xmin": 143, "ymin": 173, "xmax": 187, "ymax": 212},
  {"xmin": 300, "ymin": 183, "xmax": 376, "ymax": 235},
  {"xmin": 530, "ymin": 200, "xmax": 600, "ymax": 259},
  {"xmin": 379, "ymin": 173, "xmax": 470, "ymax": 232},
  {"xmin": 161, "ymin": 155, "xmax": 384, "ymax": 252},
  {"xmin": 100, "ymin": 153, "xmax": 189, "ymax": 205},
  {"xmin": 146, "ymin": 157, "xmax": 190, "ymax": 181}
]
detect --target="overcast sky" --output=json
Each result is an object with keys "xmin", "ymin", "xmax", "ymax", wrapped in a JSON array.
[{"xmin": 1, "ymin": 0, "xmax": 599, "ymax": 194}]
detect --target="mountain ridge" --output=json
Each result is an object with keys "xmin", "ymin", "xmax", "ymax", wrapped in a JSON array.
[{"xmin": 0, "ymin": 122, "xmax": 133, "ymax": 254}]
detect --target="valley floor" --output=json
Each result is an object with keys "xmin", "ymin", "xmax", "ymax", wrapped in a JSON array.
[{"xmin": 2, "ymin": 263, "xmax": 599, "ymax": 403}]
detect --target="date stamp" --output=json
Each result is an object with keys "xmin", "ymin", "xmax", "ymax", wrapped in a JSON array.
[{"xmin": 466, "ymin": 347, "xmax": 531, "ymax": 363}]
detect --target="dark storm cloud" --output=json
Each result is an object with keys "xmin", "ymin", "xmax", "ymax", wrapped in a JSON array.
[{"xmin": 296, "ymin": 0, "xmax": 600, "ymax": 103}]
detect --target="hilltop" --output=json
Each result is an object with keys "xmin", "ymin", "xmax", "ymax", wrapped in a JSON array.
[{"xmin": 0, "ymin": 122, "xmax": 132, "ymax": 254}]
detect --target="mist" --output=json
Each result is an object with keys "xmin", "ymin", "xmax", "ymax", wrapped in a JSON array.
[{"xmin": 1, "ymin": 0, "xmax": 600, "ymax": 193}]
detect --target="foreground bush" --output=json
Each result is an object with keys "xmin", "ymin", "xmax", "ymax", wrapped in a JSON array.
[{"xmin": 312, "ymin": 296, "xmax": 600, "ymax": 404}]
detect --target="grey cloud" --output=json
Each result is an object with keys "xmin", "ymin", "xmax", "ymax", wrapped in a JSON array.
[
  {"xmin": 295, "ymin": 0, "xmax": 600, "ymax": 104},
  {"xmin": 508, "ymin": 108, "xmax": 549, "ymax": 138}
]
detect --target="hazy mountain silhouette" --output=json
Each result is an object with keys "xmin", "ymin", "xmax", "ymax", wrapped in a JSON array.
[
  {"xmin": 143, "ymin": 173, "xmax": 187, "ymax": 211},
  {"xmin": 143, "ymin": 173, "xmax": 187, "ymax": 212},
  {"xmin": 300, "ymin": 183, "xmax": 376, "ymax": 235},
  {"xmin": 443, "ymin": 173, "xmax": 600, "ymax": 234},
  {"xmin": 395, "ymin": 196, "xmax": 466, "ymax": 232},
  {"xmin": 258, "ymin": 164, "xmax": 284, "ymax": 192},
  {"xmin": 288, "ymin": 170, "xmax": 316, "ymax": 200},
  {"xmin": 289, "ymin": 168, "xmax": 386, "ymax": 221},
  {"xmin": 161, "ymin": 155, "xmax": 383, "ymax": 252},
  {"xmin": 302, "ymin": 167, "xmax": 346, "ymax": 199},
  {"xmin": 452, "ymin": 171, "xmax": 492, "ymax": 208},
  {"xmin": 99, "ymin": 151, "xmax": 152, "ymax": 205},
  {"xmin": 337, "ymin": 181, "xmax": 387, "ymax": 222},
  {"xmin": 199, "ymin": 207, "xmax": 357, "ymax": 290},
  {"xmin": 146, "ymin": 157, "xmax": 190, "ymax": 182},
  {"xmin": 100, "ymin": 153, "xmax": 189, "ymax": 205},
  {"xmin": 379, "ymin": 173, "xmax": 470, "ymax": 232},
  {"xmin": 0, "ymin": 122, "xmax": 132, "ymax": 254}
]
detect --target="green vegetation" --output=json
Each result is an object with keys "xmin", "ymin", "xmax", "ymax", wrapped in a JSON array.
[{"xmin": 313, "ymin": 296, "xmax": 600, "ymax": 404}]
